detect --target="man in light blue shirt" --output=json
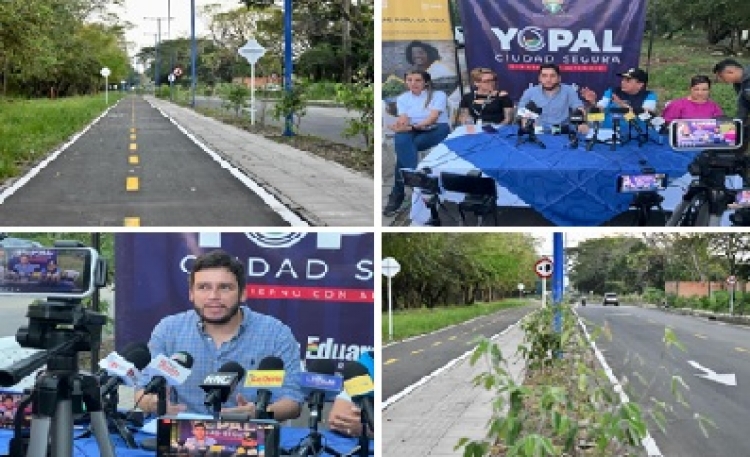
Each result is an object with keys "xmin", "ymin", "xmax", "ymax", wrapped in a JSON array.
[
  {"xmin": 518, "ymin": 63, "xmax": 588, "ymax": 131},
  {"xmin": 136, "ymin": 250, "xmax": 304, "ymax": 420}
]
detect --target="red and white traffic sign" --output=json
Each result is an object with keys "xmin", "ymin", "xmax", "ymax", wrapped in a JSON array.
[
  {"xmin": 727, "ymin": 275, "xmax": 737, "ymax": 285},
  {"xmin": 535, "ymin": 257, "xmax": 553, "ymax": 278}
]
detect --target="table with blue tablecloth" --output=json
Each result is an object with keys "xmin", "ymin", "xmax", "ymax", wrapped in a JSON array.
[
  {"xmin": 409, "ymin": 125, "xmax": 716, "ymax": 226},
  {"xmin": 0, "ymin": 426, "xmax": 370, "ymax": 456}
]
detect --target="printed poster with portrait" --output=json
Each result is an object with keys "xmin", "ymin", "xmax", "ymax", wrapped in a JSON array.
[{"xmin": 382, "ymin": 0, "xmax": 459, "ymax": 115}]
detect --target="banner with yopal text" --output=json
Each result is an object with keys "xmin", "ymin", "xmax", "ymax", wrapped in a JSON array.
[
  {"xmin": 382, "ymin": 0, "xmax": 459, "ymax": 112},
  {"xmin": 458, "ymin": 0, "xmax": 647, "ymax": 102},
  {"xmin": 114, "ymin": 233, "xmax": 374, "ymax": 363}
]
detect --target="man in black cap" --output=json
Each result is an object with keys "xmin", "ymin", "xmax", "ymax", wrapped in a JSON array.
[{"xmin": 581, "ymin": 67, "xmax": 658, "ymax": 129}]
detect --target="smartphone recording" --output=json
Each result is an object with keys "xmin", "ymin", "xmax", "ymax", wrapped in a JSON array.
[
  {"xmin": 0, "ymin": 247, "xmax": 98, "ymax": 298},
  {"xmin": 616, "ymin": 173, "xmax": 668, "ymax": 193},
  {"xmin": 669, "ymin": 118, "xmax": 743, "ymax": 150}
]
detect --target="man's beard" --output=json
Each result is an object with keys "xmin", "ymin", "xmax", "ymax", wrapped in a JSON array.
[{"xmin": 195, "ymin": 301, "xmax": 242, "ymax": 325}]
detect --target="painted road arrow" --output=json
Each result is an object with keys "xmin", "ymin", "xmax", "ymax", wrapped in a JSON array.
[{"xmin": 688, "ymin": 360, "xmax": 737, "ymax": 386}]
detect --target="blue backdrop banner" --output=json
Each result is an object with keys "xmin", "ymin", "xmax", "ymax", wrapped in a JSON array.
[
  {"xmin": 458, "ymin": 0, "xmax": 648, "ymax": 102},
  {"xmin": 114, "ymin": 233, "xmax": 374, "ymax": 363}
]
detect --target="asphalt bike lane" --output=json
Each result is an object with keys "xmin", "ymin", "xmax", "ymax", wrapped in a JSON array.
[
  {"xmin": 0, "ymin": 96, "xmax": 291, "ymax": 226},
  {"xmin": 383, "ymin": 304, "xmax": 537, "ymax": 401}
]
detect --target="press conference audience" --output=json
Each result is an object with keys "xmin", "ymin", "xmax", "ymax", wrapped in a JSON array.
[
  {"xmin": 383, "ymin": 70, "xmax": 451, "ymax": 217},
  {"xmin": 581, "ymin": 67, "xmax": 658, "ymax": 128},
  {"xmin": 518, "ymin": 63, "xmax": 588, "ymax": 132},
  {"xmin": 135, "ymin": 249, "xmax": 303, "ymax": 421},
  {"xmin": 458, "ymin": 67, "xmax": 514, "ymax": 125},
  {"xmin": 662, "ymin": 75, "xmax": 723, "ymax": 123}
]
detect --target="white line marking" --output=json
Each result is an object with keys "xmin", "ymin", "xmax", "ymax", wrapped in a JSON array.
[
  {"xmin": 575, "ymin": 310, "xmax": 664, "ymax": 457},
  {"xmin": 382, "ymin": 318, "xmax": 521, "ymax": 410},
  {"xmin": 147, "ymin": 100, "xmax": 309, "ymax": 227}
]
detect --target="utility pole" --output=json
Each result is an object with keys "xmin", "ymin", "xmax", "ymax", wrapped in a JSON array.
[
  {"xmin": 143, "ymin": 33, "xmax": 158, "ymax": 91},
  {"xmin": 144, "ymin": 16, "xmax": 174, "ymax": 88}
]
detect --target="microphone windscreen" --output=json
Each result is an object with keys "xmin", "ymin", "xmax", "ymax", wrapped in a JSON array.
[
  {"xmin": 342, "ymin": 361, "xmax": 370, "ymax": 381},
  {"xmin": 217, "ymin": 361, "xmax": 246, "ymax": 380},
  {"xmin": 121, "ymin": 343, "xmax": 151, "ymax": 370},
  {"xmin": 257, "ymin": 356, "xmax": 284, "ymax": 371},
  {"xmin": 305, "ymin": 359, "xmax": 336, "ymax": 375},
  {"xmin": 171, "ymin": 352, "xmax": 194, "ymax": 369}
]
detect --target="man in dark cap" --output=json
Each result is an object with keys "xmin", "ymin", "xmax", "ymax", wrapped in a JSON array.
[
  {"xmin": 713, "ymin": 59, "xmax": 750, "ymax": 153},
  {"xmin": 581, "ymin": 67, "xmax": 658, "ymax": 129}
]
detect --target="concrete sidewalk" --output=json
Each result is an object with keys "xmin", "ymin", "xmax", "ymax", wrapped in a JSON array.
[
  {"xmin": 382, "ymin": 322, "xmax": 526, "ymax": 456},
  {"xmin": 146, "ymin": 96, "xmax": 374, "ymax": 226}
]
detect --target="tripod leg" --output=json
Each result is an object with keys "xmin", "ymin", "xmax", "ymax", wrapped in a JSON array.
[
  {"xmin": 26, "ymin": 417, "xmax": 52, "ymax": 457},
  {"xmin": 51, "ymin": 398, "xmax": 74, "ymax": 457},
  {"xmin": 80, "ymin": 373, "xmax": 118, "ymax": 456}
]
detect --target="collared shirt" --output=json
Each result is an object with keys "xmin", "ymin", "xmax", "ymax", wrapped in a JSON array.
[
  {"xmin": 396, "ymin": 89, "xmax": 450, "ymax": 125},
  {"xmin": 13, "ymin": 263, "xmax": 36, "ymax": 276},
  {"xmin": 518, "ymin": 84, "xmax": 584, "ymax": 126},
  {"xmin": 147, "ymin": 306, "xmax": 304, "ymax": 414}
]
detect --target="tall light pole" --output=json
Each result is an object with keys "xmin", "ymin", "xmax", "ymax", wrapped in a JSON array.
[
  {"xmin": 144, "ymin": 17, "xmax": 172, "ymax": 88},
  {"xmin": 283, "ymin": 0, "xmax": 293, "ymax": 136},
  {"xmin": 191, "ymin": 0, "xmax": 197, "ymax": 107}
]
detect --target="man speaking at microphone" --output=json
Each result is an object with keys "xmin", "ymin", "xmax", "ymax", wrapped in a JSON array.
[
  {"xmin": 517, "ymin": 63, "xmax": 589, "ymax": 134},
  {"xmin": 135, "ymin": 250, "xmax": 303, "ymax": 421}
]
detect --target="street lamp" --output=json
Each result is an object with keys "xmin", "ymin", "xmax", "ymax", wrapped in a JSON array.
[
  {"xmin": 283, "ymin": 0, "xmax": 293, "ymax": 136},
  {"xmin": 191, "ymin": 0, "xmax": 197, "ymax": 107}
]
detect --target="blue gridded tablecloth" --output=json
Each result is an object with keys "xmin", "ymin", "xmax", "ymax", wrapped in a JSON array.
[{"xmin": 441, "ymin": 127, "xmax": 701, "ymax": 226}]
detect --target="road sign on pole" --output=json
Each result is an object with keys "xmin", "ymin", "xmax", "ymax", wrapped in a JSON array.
[
  {"xmin": 727, "ymin": 275, "xmax": 736, "ymax": 315},
  {"xmin": 535, "ymin": 257, "xmax": 553, "ymax": 278},
  {"xmin": 100, "ymin": 67, "xmax": 111, "ymax": 105},
  {"xmin": 517, "ymin": 283, "xmax": 524, "ymax": 299},
  {"xmin": 382, "ymin": 257, "xmax": 401, "ymax": 341},
  {"xmin": 238, "ymin": 39, "xmax": 267, "ymax": 126}
]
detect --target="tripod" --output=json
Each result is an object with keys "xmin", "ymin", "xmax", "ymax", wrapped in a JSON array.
[
  {"xmin": 628, "ymin": 192, "xmax": 666, "ymax": 226},
  {"xmin": 24, "ymin": 358, "xmax": 115, "ymax": 457},
  {"xmin": 2, "ymin": 300, "xmax": 115, "ymax": 457},
  {"xmin": 514, "ymin": 122, "xmax": 546, "ymax": 148},
  {"xmin": 288, "ymin": 394, "xmax": 342, "ymax": 457}
]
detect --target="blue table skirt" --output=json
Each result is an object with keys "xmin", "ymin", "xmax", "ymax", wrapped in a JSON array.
[
  {"xmin": 441, "ymin": 126, "xmax": 700, "ymax": 226},
  {"xmin": 0, "ymin": 427, "xmax": 371, "ymax": 456}
]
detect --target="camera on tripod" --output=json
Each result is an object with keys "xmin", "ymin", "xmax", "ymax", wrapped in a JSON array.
[{"xmin": 0, "ymin": 241, "xmax": 112, "ymax": 457}]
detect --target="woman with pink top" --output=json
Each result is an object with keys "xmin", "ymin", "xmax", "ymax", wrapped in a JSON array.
[{"xmin": 662, "ymin": 75, "xmax": 724, "ymax": 123}]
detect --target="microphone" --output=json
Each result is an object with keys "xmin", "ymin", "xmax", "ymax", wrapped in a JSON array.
[
  {"xmin": 99, "ymin": 342, "xmax": 151, "ymax": 398},
  {"xmin": 142, "ymin": 352, "xmax": 194, "ymax": 416},
  {"xmin": 245, "ymin": 356, "xmax": 285, "ymax": 420},
  {"xmin": 298, "ymin": 359, "xmax": 342, "ymax": 403},
  {"xmin": 586, "ymin": 106, "xmax": 605, "ymax": 123},
  {"xmin": 200, "ymin": 361, "xmax": 245, "ymax": 418},
  {"xmin": 342, "ymin": 361, "xmax": 374, "ymax": 432}
]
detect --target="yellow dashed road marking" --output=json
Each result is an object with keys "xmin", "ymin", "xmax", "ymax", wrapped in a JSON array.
[
  {"xmin": 123, "ymin": 217, "xmax": 141, "ymax": 227},
  {"xmin": 694, "ymin": 334, "xmax": 707, "ymax": 339},
  {"xmin": 129, "ymin": 143, "xmax": 137, "ymax": 151},
  {"xmin": 432, "ymin": 341, "xmax": 442, "ymax": 347},
  {"xmin": 384, "ymin": 358, "xmax": 398, "ymax": 365},
  {"xmin": 128, "ymin": 155, "xmax": 139, "ymax": 165},
  {"xmin": 736, "ymin": 347, "xmax": 748, "ymax": 353},
  {"xmin": 126, "ymin": 176, "xmax": 139, "ymax": 191},
  {"xmin": 448, "ymin": 336, "xmax": 457, "ymax": 341},
  {"xmin": 411, "ymin": 349, "xmax": 423, "ymax": 355},
  {"xmin": 130, "ymin": 134, "xmax": 136, "ymax": 141}
]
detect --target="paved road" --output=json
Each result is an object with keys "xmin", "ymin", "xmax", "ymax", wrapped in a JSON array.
[
  {"xmin": 193, "ymin": 96, "xmax": 366, "ymax": 149},
  {"xmin": 578, "ymin": 304, "xmax": 750, "ymax": 457},
  {"xmin": 0, "ymin": 96, "xmax": 291, "ymax": 226},
  {"xmin": 383, "ymin": 304, "xmax": 537, "ymax": 400}
]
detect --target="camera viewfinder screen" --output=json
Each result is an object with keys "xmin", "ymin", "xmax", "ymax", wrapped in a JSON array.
[
  {"xmin": 618, "ymin": 173, "xmax": 667, "ymax": 193},
  {"xmin": 0, "ymin": 392, "xmax": 31, "ymax": 429},
  {"xmin": 736, "ymin": 189, "xmax": 750, "ymax": 205},
  {"xmin": 156, "ymin": 418, "xmax": 279, "ymax": 457},
  {"xmin": 0, "ymin": 247, "xmax": 94, "ymax": 298},
  {"xmin": 673, "ymin": 119, "xmax": 738, "ymax": 149}
]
